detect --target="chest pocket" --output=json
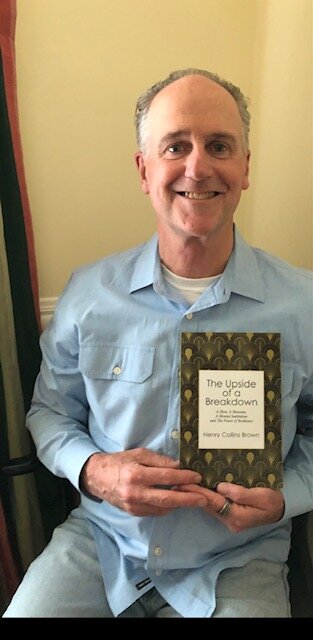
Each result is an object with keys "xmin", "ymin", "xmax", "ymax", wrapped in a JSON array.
[{"xmin": 79, "ymin": 344, "xmax": 155, "ymax": 383}]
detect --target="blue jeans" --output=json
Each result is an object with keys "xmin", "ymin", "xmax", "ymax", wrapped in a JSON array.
[{"xmin": 3, "ymin": 514, "xmax": 291, "ymax": 618}]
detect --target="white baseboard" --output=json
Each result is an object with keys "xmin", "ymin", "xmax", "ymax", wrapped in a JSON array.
[{"xmin": 40, "ymin": 296, "xmax": 58, "ymax": 329}]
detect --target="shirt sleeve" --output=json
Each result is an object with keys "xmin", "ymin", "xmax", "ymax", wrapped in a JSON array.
[
  {"xmin": 281, "ymin": 374, "xmax": 313, "ymax": 519},
  {"xmin": 26, "ymin": 280, "xmax": 102, "ymax": 491}
]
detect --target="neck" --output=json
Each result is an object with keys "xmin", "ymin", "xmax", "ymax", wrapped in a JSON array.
[{"xmin": 158, "ymin": 228, "xmax": 234, "ymax": 278}]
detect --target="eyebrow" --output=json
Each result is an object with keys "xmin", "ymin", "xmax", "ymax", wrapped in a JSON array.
[
  {"xmin": 158, "ymin": 129, "xmax": 238, "ymax": 151},
  {"xmin": 158, "ymin": 130, "xmax": 191, "ymax": 151}
]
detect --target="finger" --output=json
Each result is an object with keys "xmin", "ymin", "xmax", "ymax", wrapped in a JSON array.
[
  {"xmin": 123, "ymin": 504, "xmax": 173, "ymax": 517},
  {"xmin": 108, "ymin": 492, "xmax": 174, "ymax": 517},
  {"xmin": 217, "ymin": 482, "xmax": 277, "ymax": 508},
  {"xmin": 131, "ymin": 485, "xmax": 208, "ymax": 509},
  {"xmin": 177, "ymin": 483, "xmax": 225, "ymax": 511},
  {"xmin": 132, "ymin": 448, "xmax": 180, "ymax": 468},
  {"xmin": 142, "ymin": 467, "xmax": 202, "ymax": 487},
  {"xmin": 122, "ymin": 462, "xmax": 201, "ymax": 487}
]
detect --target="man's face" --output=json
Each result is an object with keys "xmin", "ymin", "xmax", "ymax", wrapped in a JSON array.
[{"xmin": 136, "ymin": 75, "xmax": 250, "ymax": 243}]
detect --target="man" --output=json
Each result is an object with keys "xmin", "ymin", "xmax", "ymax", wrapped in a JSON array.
[{"xmin": 4, "ymin": 68, "xmax": 313, "ymax": 618}]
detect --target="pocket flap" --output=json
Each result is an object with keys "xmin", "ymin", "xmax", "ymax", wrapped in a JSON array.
[{"xmin": 79, "ymin": 344, "xmax": 155, "ymax": 382}]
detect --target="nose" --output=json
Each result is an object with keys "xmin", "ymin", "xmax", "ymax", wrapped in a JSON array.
[{"xmin": 184, "ymin": 146, "xmax": 214, "ymax": 181}]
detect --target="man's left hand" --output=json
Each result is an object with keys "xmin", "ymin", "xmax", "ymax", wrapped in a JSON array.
[{"xmin": 178, "ymin": 482, "xmax": 285, "ymax": 531}]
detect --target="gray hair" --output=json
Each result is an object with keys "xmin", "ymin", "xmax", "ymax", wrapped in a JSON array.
[{"xmin": 135, "ymin": 68, "xmax": 250, "ymax": 153}]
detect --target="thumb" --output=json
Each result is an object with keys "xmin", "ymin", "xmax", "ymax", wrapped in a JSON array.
[{"xmin": 217, "ymin": 482, "xmax": 269, "ymax": 507}]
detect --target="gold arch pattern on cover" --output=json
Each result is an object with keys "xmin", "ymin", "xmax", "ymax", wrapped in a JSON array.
[{"xmin": 180, "ymin": 332, "xmax": 283, "ymax": 489}]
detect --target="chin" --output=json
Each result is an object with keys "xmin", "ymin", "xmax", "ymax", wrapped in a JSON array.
[
  {"xmin": 180, "ymin": 224, "xmax": 218, "ymax": 239},
  {"xmin": 180, "ymin": 214, "xmax": 221, "ymax": 233}
]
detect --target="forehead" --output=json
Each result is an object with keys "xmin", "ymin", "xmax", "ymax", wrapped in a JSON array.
[{"xmin": 147, "ymin": 75, "xmax": 244, "ymax": 142}]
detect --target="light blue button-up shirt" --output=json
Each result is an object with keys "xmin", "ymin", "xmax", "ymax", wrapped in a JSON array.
[{"xmin": 27, "ymin": 228, "xmax": 313, "ymax": 617}]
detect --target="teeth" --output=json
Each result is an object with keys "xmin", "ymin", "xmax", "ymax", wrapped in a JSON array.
[{"xmin": 183, "ymin": 191, "xmax": 217, "ymax": 200}]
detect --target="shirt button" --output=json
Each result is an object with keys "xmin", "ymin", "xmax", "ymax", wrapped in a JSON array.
[
  {"xmin": 186, "ymin": 313, "xmax": 193, "ymax": 320},
  {"xmin": 171, "ymin": 429, "xmax": 179, "ymax": 440},
  {"xmin": 153, "ymin": 546, "xmax": 163, "ymax": 557},
  {"xmin": 112, "ymin": 365, "xmax": 122, "ymax": 375}
]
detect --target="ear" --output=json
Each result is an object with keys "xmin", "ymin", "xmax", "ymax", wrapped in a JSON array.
[
  {"xmin": 135, "ymin": 152, "xmax": 150, "ymax": 194},
  {"xmin": 242, "ymin": 150, "xmax": 250, "ymax": 191}
]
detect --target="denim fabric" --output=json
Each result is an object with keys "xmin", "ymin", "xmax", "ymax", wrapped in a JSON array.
[{"xmin": 3, "ymin": 515, "xmax": 290, "ymax": 618}]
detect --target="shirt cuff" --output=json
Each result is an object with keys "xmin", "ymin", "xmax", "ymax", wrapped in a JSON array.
[
  {"xmin": 281, "ymin": 466, "xmax": 313, "ymax": 520},
  {"xmin": 57, "ymin": 437, "xmax": 103, "ymax": 492}
]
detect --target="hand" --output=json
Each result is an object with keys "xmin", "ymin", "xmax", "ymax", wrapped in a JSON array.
[
  {"xmin": 177, "ymin": 481, "xmax": 285, "ymax": 532},
  {"xmin": 80, "ymin": 448, "xmax": 207, "ymax": 516}
]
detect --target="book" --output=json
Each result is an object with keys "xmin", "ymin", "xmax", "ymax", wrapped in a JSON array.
[{"xmin": 180, "ymin": 332, "xmax": 283, "ymax": 489}]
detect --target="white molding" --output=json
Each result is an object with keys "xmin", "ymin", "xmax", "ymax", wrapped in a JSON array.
[{"xmin": 40, "ymin": 296, "xmax": 58, "ymax": 329}]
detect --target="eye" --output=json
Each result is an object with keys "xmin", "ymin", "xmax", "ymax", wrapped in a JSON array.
[
  {"xmin": 165, "ymin": 143, "xmax": 185, "ymax": 156},
  {"xmin": 208, "ymin": 142, "xmax": 231, "ymax": 157}
]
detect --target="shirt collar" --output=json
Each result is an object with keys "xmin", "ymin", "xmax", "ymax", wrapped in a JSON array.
[
  {"xmin": 129, "ymin": 227, "xmax": 265, "ymax": 303},
  {"xmin": 225, "ymin": 227, "xmax": 265, "ymax": 302},
  {"xmin": 129, "ymin": 234, "xmax": 158, "ymax": 293}
]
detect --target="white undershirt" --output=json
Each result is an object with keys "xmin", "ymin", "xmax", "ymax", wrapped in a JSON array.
[{"xmin": 161, "ymin": 264, "xmax": 221, "ymax": 305}]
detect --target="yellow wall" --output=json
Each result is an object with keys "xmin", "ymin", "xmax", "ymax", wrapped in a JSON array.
[
  {"xmin": 15, "ymin": 0, "xmax": 312, "ymax": 299},
  {"xmin": 245, "ymin": 0, "xmax": 313, "ymax": 267}
]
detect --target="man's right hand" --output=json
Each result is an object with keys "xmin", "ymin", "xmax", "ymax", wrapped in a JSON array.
[{"xmin": 80, "ymin": 448, "xmax": 207, "ymax": 516}]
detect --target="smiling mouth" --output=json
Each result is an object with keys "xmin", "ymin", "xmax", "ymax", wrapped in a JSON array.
[{"xmin": 177, "ymin": 191, "xmax": 220, "ymax": 200}]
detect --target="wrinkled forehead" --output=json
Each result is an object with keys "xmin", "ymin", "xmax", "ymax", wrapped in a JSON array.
[{"xmin": 147, "ymin": 75, "xmax": 245, "ymax": 144}]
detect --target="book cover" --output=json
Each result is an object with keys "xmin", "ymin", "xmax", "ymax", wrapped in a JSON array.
[{"xmin": 180, "ymin": 332, "xmax": 283, "ymax": 489}]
